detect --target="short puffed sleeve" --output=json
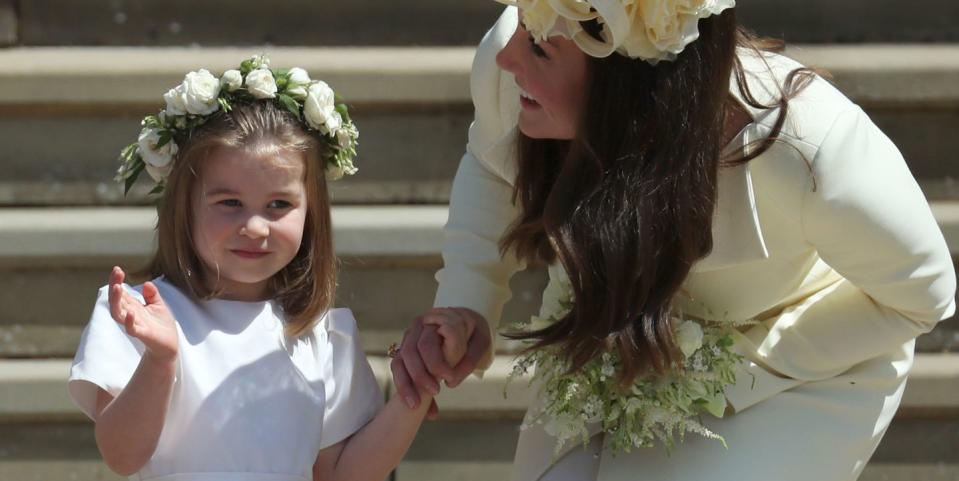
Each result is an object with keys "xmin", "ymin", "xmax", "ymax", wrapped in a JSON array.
[
  {"xmin": 314, "ymin": 308, "xmax": 384, "ymax": 449},
  {"xmin": 68, "ymin": 284, "xmax": 147, "ymax": 420}
]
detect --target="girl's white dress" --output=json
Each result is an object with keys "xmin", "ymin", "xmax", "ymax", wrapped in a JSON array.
[{"xmin": 68, "ymin": 277, "xmax": 383, "ymax": 481}]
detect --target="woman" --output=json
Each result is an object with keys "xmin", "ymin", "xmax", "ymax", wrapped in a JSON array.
[{"xmin": 392, "ymin": 2, "xmax": 956, "ymax": 480}]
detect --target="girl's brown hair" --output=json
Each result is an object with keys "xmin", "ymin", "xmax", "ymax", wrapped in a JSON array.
[
  {"xmin": 142, "ymin": 101, "xmax": 336, "ymax": 338},
  {"xmin": 501, "ymin": 9, "xmax": 818, "ymax": 386}
]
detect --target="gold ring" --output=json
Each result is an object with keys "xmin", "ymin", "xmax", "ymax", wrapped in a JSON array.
[{"xmin": 388, "ymin": 342, "xmax": 400, "ymax": 358}]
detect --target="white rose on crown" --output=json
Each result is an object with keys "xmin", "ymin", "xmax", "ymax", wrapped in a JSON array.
[
  {"xmin": 164, "ymin": 69, "xmax": 221, "ymax": 116},
  {"xmin": 162, "ymin": 85, "xmax": 188, "ymax": 116},
  {"xmin": 304, "ymin": 81, "xmax": 338, "ymax": 133},
  {"xmin": 246, "ymin": 69, "xmax": 277, "ymax": 99},
  {"xmin": 137, "ymin": 127, "xmax": 178, "ymax": 182},
  {"xmin": 220, "ymin": 69, "xmax": 243, "ymax": 92},
  {"xmin": 286, "ymin": 67, "xmax": 312, "ymax": 100}
]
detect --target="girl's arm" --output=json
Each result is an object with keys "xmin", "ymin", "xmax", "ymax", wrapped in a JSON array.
[
  {"xmin": 313, "ymin": 391, "xmax": 433, "ymax": 481},
  {"xmin": 314, "ymin": 311, "xmax": 472, "ymax": 481},
  {"xmin": 94, "ymin": 267, "xmax": 180, "ymax": 475},
  {"xmin": 94, "ymin": 354, "xmax": 176, "ymax": 475}
]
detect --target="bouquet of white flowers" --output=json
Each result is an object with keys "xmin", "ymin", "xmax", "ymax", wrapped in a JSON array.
[{"xmin": 509, "ymin": 274, "xmax": 751, "ymax": 455}]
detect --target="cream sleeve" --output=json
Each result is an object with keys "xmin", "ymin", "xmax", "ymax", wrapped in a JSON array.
[
  {"xmin": 433, "ymin": 7, "xmax": 524, "ymax": 370},
  {"xmin": 726, "ymin": 105, "xmax": 956, "ymax": 411}
]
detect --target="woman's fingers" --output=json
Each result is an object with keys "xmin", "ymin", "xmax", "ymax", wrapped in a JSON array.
[
  {"xmin": 400, "ymin": 320, "xmax": 440, "ymax": 396},
  {"xmin": 390, "ymin": 355, "xmax": 419, "ymax": 409}
]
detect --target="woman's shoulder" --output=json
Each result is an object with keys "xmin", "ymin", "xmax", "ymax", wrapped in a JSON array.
[
  {"xmin": 734, "ymin": 48, "xmax": 859, "ymax": 151},
  {"xmin": 469, "ymin": 6, "xmax": 521, "ymax": 150}
]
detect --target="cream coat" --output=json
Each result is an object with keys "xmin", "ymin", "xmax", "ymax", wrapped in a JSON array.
[{"xmin": 434, "ymin": 7, "xmax": 956, "ymax": 481}]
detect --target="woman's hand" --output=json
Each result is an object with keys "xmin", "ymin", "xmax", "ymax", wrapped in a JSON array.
[
  {"xmin": 108, "ymin": 266, "xmax": 178, "ymax": 363},
  {"xmin": 422, "ymin": 307, "xmax": 476, "ymax": 366},
  {"xmin": 390, "ymin": 307, "xmax": 491, "ymax": 415}
]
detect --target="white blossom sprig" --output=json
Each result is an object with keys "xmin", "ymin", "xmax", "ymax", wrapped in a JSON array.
[{"xmin": 507, "ymin": 276, "xmax": 750, "ymax": 455}]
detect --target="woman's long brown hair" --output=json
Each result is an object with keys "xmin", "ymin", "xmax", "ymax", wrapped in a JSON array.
[{"xmin": 501, "ymin": 10, "xmax": 818, "ymax": 387}]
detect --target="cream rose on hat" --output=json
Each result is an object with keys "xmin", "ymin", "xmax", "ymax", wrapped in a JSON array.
[{"xmin": 502, "ymin": 0, "xmax": 735, "ymax": 63}]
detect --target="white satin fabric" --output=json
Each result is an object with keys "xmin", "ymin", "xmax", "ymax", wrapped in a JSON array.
[{"xmin": 69, "ymin": 278, "xmax": 382, "ymax": 481}]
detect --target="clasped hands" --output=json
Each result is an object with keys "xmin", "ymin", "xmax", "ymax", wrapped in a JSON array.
[{"xmin": 390, "ymin": 307, "xmax": 491, "ymax": 418}]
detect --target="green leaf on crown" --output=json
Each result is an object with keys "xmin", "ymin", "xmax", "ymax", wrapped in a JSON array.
[
  {"xmin": 124, "ymin": 158, "xmax": 145, "ymax": 195},
  {"xmin": 240, "ymin": 59, "xmax": 255, "ymax": 76},
  {"xmin": 218, "ymin": 97, "xmax": 232, "ymax": 113},
  {"xmin": 277, "ymin": 94, "xmax": 301, "ymax": 120},
  {"xmin": 335, "ymin": 104, "xmax": 352, "ymax": 122},
  {"xmin": 120, "ymin": 143, "xmax": 138, "ymax": 163},
  {"xmin": 142, "ymin": 115, "xmax": 163, "ymax": 129},
  {"xmin": 155, "ymin": 131, "xmax": 174, "ymax": 150}
]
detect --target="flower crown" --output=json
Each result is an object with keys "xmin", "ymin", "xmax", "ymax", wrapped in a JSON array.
[
  {"xmin": 115, "ymin": 55, "xmax": 359, "ymax": 195},
  {"xmin": 498, "ymin": 0, "xmax": 735, "ymax": 63}
]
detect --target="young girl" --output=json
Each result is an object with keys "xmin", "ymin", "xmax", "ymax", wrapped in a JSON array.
[{"xmin": 68, "ymin": 57, "xmax": 471, "ymax": 481}]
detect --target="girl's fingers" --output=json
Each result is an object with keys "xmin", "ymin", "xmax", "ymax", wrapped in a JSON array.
[
  {"xmin": 426, "ymin": 399, "xmax": 440, "ymax": 421},
  {"xmin": 425, "ymin": 308, "xmax": 474, "ymax": 344},
  {"xmin": 449, "ymin": 317, "xmax": 492, "ymax": 388},
  {"xmin": 418, "ymin": 326, "xmax": 454, "ymax": 382},
  {"xmin": 108, "ymin": 284, "xmax": 124, "ymax": 323},
  {"xmin": 448, "ymin": 307, "xmax": 478, "ymax": 338},
  {"xmin": 123, "ymin": 310, "xmax": 138, "ymax": 337},
  {"xmin": 110, "ymin": 266, "xmax": 124, "ymax": 285},
  {"xmin": 142, "ymin": 281, "xmax": 164, "ymax": 307}
]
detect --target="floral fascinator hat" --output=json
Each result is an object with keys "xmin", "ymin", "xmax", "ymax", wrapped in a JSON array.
[
  {"xmin": 498, "ymin": 0, "xmax": 735, "ymax": 63},
  {"xmin": 116, "ymin": 55, "xmax": 359, "ymax": 194}
]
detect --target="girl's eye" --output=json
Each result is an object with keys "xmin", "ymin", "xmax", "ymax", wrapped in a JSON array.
[
  {"xmin": 268, "ymin": 200, "xmax": 292, "ymax": 209},
  {"xmin": 219, "ymin": 199, "xmax": 241, "ymax": 207},
  {"xmin": 529, "ymin": 36, "xmax": 548, "ymax": 58}
]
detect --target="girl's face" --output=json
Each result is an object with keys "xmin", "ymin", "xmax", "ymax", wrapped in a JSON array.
[
  {"xmin": 191, "ymin": 146, "xmax": 308, "ymax": 301},
  {"xmin": 495, "ymin": 19, "xmax": 589, "ymax": 140}
]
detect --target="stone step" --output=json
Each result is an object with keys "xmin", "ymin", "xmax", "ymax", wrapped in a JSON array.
[
  {"xmin": 1, "ymin": 45, "xmax": 958, "ymax": 205},
  {"xmin": 1, "ymin": 354, "xmax": 956, "ymax": 419},
  {"xmin": 0, "ymin": 205, "xmax": 956, "ymax": 357},
  {"xmin": 6, "ymin": 1, "xmax": 959, "ymax": 47},
  {"xmin": 0, "ymin": 355, "xmax": 956, "ymax": 481},
  {"xmin": 0, "ymin": 206, "xmax": 542, "ymax": 358}
]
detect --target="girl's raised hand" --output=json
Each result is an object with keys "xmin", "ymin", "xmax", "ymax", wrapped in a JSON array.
[{"xmin": 107, "ymin": 266, "xmax": 178, "ymax": 363}]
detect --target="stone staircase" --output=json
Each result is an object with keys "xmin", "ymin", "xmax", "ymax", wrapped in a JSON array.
[{"xmin": 1, "ymin": 1, "xmax": 957, "ymax": 480}]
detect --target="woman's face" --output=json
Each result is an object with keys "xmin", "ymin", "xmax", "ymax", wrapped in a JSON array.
[{"xmin": 495, "ymin": 19, "xmax": 589, "ymax": 140}]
